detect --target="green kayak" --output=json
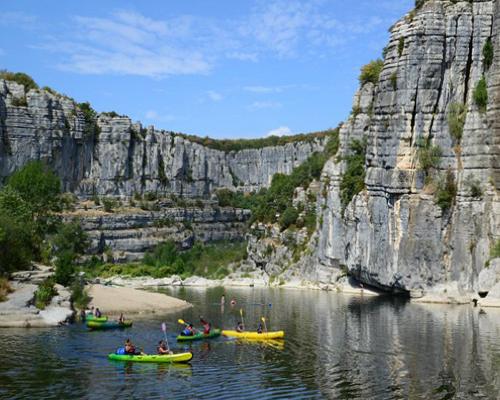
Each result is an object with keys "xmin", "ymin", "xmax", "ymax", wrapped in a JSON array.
[
  {"xmin": 176, "ymin": 329, "xmax": 221, "ymax": 341},
  {"xmin": 108, "ymin": 352, "xmax": 193, "ymax": 363},
  {"xmin": 85, "ymin": 315, "xmax": 108, "ymax": 323},
  {"xmin": 87, "ymin": 320, "xmax": 133, "ymax": 330}
]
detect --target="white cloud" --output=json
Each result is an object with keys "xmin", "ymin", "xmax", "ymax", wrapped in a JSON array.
[
  {"xmin": 207, "ymin": 90, "xmax": 223, "ymax": 101},
  {"xmin": 244, "ymin": 85, "xmax": 284, "ymax": 94},
  {"xmin": 145, "ymin": 110, "xmax": 175, "ymax": 122},
  {"xmin": 43, "ymin": 11, "xmax": 213, "ymax": 77},
  {"xmin": 266, "ymin": 126, "xmax": 293, "ymax": 137},
  {"xmin": 248, "ymin": 101, "xmax": 282, "ymax": 110}
]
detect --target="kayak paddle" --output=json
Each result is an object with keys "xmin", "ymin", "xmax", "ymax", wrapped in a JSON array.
[
  {"xmin": 240, "ymin": 309, "xmax": 245, "ymax": 330},
  {"xmin": 161, "ymin": 322, "xmax": 170, "ymax": 351},
  {"xmin": 178, "ymin": 319, "xmax": 186, "ymax": 325},
  {"xmin": 261, "ymin": 317, "xmax": 268, "ymax": 334}
]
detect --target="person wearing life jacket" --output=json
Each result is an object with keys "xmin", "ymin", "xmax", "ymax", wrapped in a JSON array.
[
  {"xmin": 257, "ymin": 322, "xmax": 263, "ymax": 334},
  {"xmin": 118, "ymin": 313, "xmax": 125, "ymax": 324},
  {"xmin": 95, "ymin": 307, "xmax": 102, "ymax": 318},
  {"xmin": 200, "ymin": 317, "xmax": 211, "ymax": 334},
  {"xmin": 181, "ymin": 323, "xmax": 195, "ymax": 336},
  {"xmin": 235, "ymin": 321, "xmax": 244, "ymax": 332},
  {"xmin": 124, "ymin": 338, "xmax": 138, "ymax": 355},
  {"xmin": 157, "ymin": 340, "xmax": 172, "ymax": 355}
]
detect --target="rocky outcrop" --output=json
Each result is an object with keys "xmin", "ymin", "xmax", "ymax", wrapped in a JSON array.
[
  {"xmin": 75, "ymin": 203, "xmax": 250, "ymax": 262},
  {"xmin": 313, "ymin": 0, "xmax": 499, "ymax": 296},
  {"xmin": 0, "ymin": 265, "xmax": 73, "ymax": 327},
  {"xmin": 0, "ymin": 80, "xmax": 326, "ymax": 197}
]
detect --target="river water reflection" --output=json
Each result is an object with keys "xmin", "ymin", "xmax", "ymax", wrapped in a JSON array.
[{"xmin": 0, "ymin": 287, "xmax": 499, "ymax": 399}]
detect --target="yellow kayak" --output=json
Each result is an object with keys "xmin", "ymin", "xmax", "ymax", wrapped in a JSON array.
[{"xmin": 222, "ymin": 330, "xmax": 285, "ymax": 340}]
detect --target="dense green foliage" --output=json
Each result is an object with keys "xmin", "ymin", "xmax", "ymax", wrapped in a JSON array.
[
  {"xmin": 177, "ymin": 129, "xmax": 334, "ymax": 153},
  {"xmin": 216, "ymin": 129, "xmax": 339, "ymax": 228},
  {"xmin": 359, "ymin": 59, "xmax": 384, "ymax": 85},
  {"xmin": 34, "ymin": 278, "xmax": 57, "ymax": 309},
  {"xmin": 473, "ymin": 77, "xmax": 488, "ymax": 112},
  {"xmin": 52, "ymin": 222, "xmax": 89, "ymax": 286},
  {"xmin": 483, "ymin": 37, "xmax": 494, "ymax": 70},
  {"xmin": 417, "ymin": 138, "xmax": 442, "ymax": 175},
  {"xmin": 85, "ymin": 240, "xmax": 247, "ymax": 279},
  {"xmin": 7, "ymin": 161, "xmax": 61, "ymax": 216},
  {"xmin": 0, "ymin": 70, "xmax": 38, "ymax": 92},
  {"xmin": 435, "ymin": 170, "xmax": 457, "ymax": 211},
  {"xmin": 447, "ymin": 103, "xmax": 467, "ymax": 142},
  {"xmin": 0, "ymin": 163, "xmax": 88, "ymax": 285},
  {"xmin": 339, "ymin": 138, "xmax": 367, "ymax": 210}
]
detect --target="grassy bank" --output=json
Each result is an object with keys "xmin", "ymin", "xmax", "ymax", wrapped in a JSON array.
[{"xmin": 83, "ymin": 240, "xmax": 247, "ymax": 280}]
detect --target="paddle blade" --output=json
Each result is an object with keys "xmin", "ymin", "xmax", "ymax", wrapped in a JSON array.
[
  {"xmin": 178, "ymin": 319, "xmax": 185, "ymax": 325},
  {"xmin": 161, "ymin": 322, "xmax": 167, "ymax": 332},
  {"xmin": 261, "ymin": 317, "xmax": 265, "ymax": 322},
  {"xmin": 239, "ymin": 309, "xmax": 243, "ymax": 316}
]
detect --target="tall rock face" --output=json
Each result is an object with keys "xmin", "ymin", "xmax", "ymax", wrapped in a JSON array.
[
  {"xmin": 315, "ymin": 0, "xmax": 500, "ymax": 295},
  {"xmin": 0, "ymin": 81, "xmax": 326, "ymax": 197}
]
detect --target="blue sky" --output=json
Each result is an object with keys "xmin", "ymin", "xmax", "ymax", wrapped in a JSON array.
[{"xmin": 0, "ymin": 0, "xmax": 412, "ymax": 139}]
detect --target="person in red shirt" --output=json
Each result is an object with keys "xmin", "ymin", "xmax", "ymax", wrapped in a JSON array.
[{"xmin": 200, "ymin": 317, "xmax": 211, "ymax": 334}]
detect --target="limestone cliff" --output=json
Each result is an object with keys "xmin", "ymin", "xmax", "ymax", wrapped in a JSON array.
[
  {"xmin": 0, "ymin": 80, "xmax": 326, "ymax": 197},
  {"xmin": 309, "ymin": 0, "xmax": 500, "ymax": 296}
]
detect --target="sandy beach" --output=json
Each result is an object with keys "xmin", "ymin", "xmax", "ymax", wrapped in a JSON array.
[{"xmin": 87, "ymin": 284, "xmax": 192, "ymax": 315}]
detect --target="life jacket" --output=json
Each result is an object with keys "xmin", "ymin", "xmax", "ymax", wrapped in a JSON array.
[
  {"xmin": 116, "ymin": 347, "xmax": 126, "ymax": 355},
  {"xmin": 182, "ymin": 328, "xmax": 192, "ymax": 336}
]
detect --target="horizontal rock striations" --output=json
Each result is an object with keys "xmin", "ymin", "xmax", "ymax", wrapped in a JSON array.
[
  {"xmin": 314, "ymin": 0, "xmax": 500, "ymax": 295},
  {"xmin": 0, "ymin": 81, "xmax": 326, "ymax": 197}
]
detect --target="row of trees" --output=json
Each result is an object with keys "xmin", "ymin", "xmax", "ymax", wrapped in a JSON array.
[{"xmin": 0, "ymin": 161, "xmax": 88, "ymax": 287}]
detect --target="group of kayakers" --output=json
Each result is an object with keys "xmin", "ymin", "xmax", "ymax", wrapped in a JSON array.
[{"xmin": 180, "ymin": 316, "xmax": 211, "ymax": 336}]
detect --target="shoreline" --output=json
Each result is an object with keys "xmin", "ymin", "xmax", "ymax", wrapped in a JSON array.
[{"xmin": 86, "ymin": 284, "xmax": 192, "ymax": 316}]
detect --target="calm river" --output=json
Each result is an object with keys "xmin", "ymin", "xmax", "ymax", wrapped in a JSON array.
[{"xmin": 0, "ymin": 287, "xmax": 499, "ymax": 399}]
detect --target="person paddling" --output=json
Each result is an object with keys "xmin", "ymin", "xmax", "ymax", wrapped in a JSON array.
[
  {"xmin": 157, "ymin": 340, "xmax": 172, "ymax": 355},
  {"xmin": 95, "ymin": 307, "xmax": 102, "ymax": 318},
  {"xmin": 118, "ymin": 313, "xmax": 125, "ymax": 324},
  {"xmin": 235, "ymin": 321, "xmax": 244, "ymax": 332},
  {"xmin": 200, "ymin": 317, "xmax": 211, "ymax": 334},
  {"xmin": 181, "ymin": 323, "xmax": 195, "ymax": 336},
  {"xmin": 125, "ymin": 338, "xmax": 139, "ymax": 355},
  {"xmin": 257, "ymin": 322, "xmax": 263, "ymax": 334}
]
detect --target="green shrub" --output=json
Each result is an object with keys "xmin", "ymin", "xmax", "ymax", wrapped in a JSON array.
[
  {"xmin": 483, "ymin": 37, "xmax": 494, "ymax": 70},
  {"xmin": 435, "ymin": 170, "xmax": 457, "ymax": 211},
  {"xmin": 0, "ymin": 70, "xmax": 38, "ymax": 91},
  {"xmin": 359, "ymin": 59, "xmax": 384, "ymax": 85},
  {"xmin": 7, "ymin": 161, "xmax": 61, "ymax": 216},
  {"xmin": 144, "ymin": 192, "xmax": 158, "ymax": 201},
  {"xmin": 0, "ymin": 211, "xmax": 33, "ymax": 275},
  {"xmin": 398, "ymin": 37, "xmax": 405, "ymax": 57},
  {"xmin": 415, "ymin": 0, "xmax": 428, "ymax": 9},
  {"xmin": 102, "ymin": 197, "xmax": 118, "ymax": 212},
  {"xmin": 54, "ymin": 250, "xmax": 76, "ymax": 286},
  {"xmin": 417, "ymin": 138, "xmax": 442, "ymax": 175},
  {"xmin": 11, "ymin": 96, "xmax": 28, "ymax": 107},
  {"xmin": 340, "ymin": 138, "xmax": 367, "ymax": 210},
  {"xmin": 52, "ymin": 222, "xmax": 89, "ymax": 255},
  {"xmin": 491, "ymin": 240, "xmax": 500, "ymax": 259},
  {"xmin": 473, "ymin": 77, "xmax": 488, "ymax": 112},
  {"xmin": 34, "ymin": 278, "xmax": 57, "ymax": 310},
  {"xmin": 465, "ymin": 175, "xmax": 482, "ymax": 198},
  {"xmin": 279, "ymin": 207, "xmax": 299, "ymax": 231},
  {"xmin": 71, "ymin": 279, "xmax": 91, "ymax": 310},
  {"xmin": 447, "ymin": 103, "xmax": 467, "ymax": 142},
  {"xmin": 77, "ymin": 102, "xmax": 100, "ymax": 137}
]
